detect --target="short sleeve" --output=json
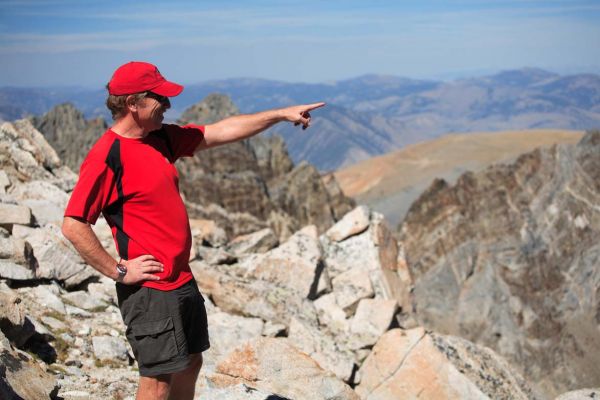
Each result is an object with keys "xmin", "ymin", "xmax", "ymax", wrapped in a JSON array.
[
  {"xmin": 64, "ymin": 158, "xmax": 116, "ymax": 225},
  {"xmin": 164, "ymin": 124, "xmax": 205, "ymax": 160}
]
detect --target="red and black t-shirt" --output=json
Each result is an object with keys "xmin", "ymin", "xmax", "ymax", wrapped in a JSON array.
[{"xmin": 64, "ymin": 124, "xmax": 205, "ymax": 291}]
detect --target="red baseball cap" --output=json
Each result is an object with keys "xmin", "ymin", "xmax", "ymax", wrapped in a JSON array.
[{"xmin": 107, "ymin": 61, "xmax": 183, "ymax": 97}]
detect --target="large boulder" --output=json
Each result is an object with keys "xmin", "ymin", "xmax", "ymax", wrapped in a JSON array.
[
  {"xmin": 0, "ymin": 234, "xmax": 37, "ymax": 281},
  {"xmin": 210, "ymin": 337, "xmax": 359, "ymax": 400},
  {"xmin": 287, "ymin": 316, "xmax": 356, "ymax": 382},
  {"xmin": 0, "ymin": 204, "xmax": 32, "ymax": 228},
  {"xmin": 226, "ymin": 228, "xmax": 279, "ymax": 257},
  {"xmin": 0, "ymin": 330, "xmax": 58, "ymax": 399},
  {"xmin": 191, "ymin": 260, "xmax": 318, "ymax": 327},
  {"xmin": 322, "ymin": 210, "xmax": 409, "ymax": 309},
  {"xmin": 10, "ymin": 180, "xmax": 70, "ymax": 226},
  {"xmin": 355, "ymin": 328, "xmax": 539, "ymax": 400},
  {"xmin": 203, "ymin": 312, "xmax": 264, "ymax": 374},
  {"xmin": 239, "ymin": 226, "xmax": 329, "ymax": 299},
  {"xmin": 12, "ymin": 224, "xmax": 95, "ymax": 287}
]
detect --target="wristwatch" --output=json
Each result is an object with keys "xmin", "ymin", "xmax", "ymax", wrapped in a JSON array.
[{"xmin": 115, "ymin": 261, "xmax": 127, "ymax": 282}]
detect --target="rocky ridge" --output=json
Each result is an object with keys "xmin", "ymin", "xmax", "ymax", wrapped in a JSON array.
[
  {"xmin": 30, "ymin": 95, "xmax": 355, "ymax": 241},
  {"xmin": 29, "ymin": 103, "xmax": 107, "ymax": 173},
  {"xmin": 0, "ymin": 118, "xmax": 545, "ymax": 399},
  {"xmin": 399, "ymin": 129, "xmax": 600, "ymax": 397}
]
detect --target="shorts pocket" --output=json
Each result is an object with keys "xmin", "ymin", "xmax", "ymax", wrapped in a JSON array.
[{"xmin": 131, "ymin": 316, "xmax": 178, "ymax": 366}]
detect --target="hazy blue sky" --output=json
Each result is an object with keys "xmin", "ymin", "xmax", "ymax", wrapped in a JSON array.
[{"xmin": 1, "ymin": 0, "xmax": 599, "ymax": 87}]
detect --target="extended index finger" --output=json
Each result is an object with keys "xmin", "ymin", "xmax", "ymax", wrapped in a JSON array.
[{"xmin": 304, "ymin": 102, "xmax": 326, "ymax": 111}]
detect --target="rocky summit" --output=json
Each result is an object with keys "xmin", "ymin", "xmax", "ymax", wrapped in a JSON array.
[
  {"xmin": 0, "ymin": 114, "xmax": 596, "ymax": 399},
  {"xmin": 399, "ymin": 129, "xmax": 600, "ymax": 398}
]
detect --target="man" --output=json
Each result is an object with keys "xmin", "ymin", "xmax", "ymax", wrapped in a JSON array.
[{"xmin": 61, "ymin": 61, "xmax": 324, "ymax": 400}]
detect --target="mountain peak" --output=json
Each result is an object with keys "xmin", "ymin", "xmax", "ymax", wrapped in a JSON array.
[
  {"xmin": 485, "ymin": 67, "xmax": 559, "ymax": 86},
  {"xmin": 177, "ymin": 93, "xmax": 240, "ymax": 125}
]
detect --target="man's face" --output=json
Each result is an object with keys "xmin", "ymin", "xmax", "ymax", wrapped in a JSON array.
[{"xmin": 133, "ymin": 92, "xmax": 171, "ymax": 133}]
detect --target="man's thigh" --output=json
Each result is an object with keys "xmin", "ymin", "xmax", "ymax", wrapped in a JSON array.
[{"xmin": 116, "ymin": 279, "xmax": 210, "ymax": 377}]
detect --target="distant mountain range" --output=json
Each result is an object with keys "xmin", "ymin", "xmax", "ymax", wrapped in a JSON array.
[{"xmin": 2, "ymin": 68, "xmax": 600, "ymax": 171}]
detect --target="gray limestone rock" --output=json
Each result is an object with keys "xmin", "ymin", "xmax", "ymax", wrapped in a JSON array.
[
  {"xmin": 325, "ymin": 205, "xmax": 370, "ymax": 242},
  {"xmin": 40, "ymin": 315, "xmax": 67, "ymax": 331},
  {"xmin": 313, "ymin": 293, "xmax": 349, "ymax": 334},
  {"xmin": 347, "ymin": 298, "xmax": 397, "ymax": 350},
  {"xmin": 322, "ymin": 212, "xmax": 406, "ymax": 307},
  {"xmin": 0, "ymin": 204, "xmax": 32, "ymax": 227},
  {"xmin": 92, "ymin": 336, "xmax": 129, "ymax": 361},
  {"xmin": 10, "ymin": 180, "xmax": 70, "ymax": 226},
  {"xmin": 62, "ymin": 291, "xmax": 107, "ymax": 311},
  {"xmin": 240, "ymin": 226, "xmax": 329, "ymax": 299},
  {"xmin": 86, "ymin": 278, "xmax": 118, "ymax": 305},
  {"xmin": 13, "ymin": 224, "xmax": 92, "ymax": 287},
  {"xmin": 226, "ymin": 228, "xmax": 279, "ymax": 257},
  {"xmin": 31, "ymin": 285, "xmax": 66, "ymax": 314},
  {"xmin": 331, "ymin": 267, "xmax": 374, "ymax": 315},
  {"xmin": 191, "ymin": 261, "xmax": 319, "ymax": 327},
  {"xmin": 0, "ymin": 235, "xmax": 37, "ymax": 281},
  {"xmin": 248, "ymin": 135, "xmax": 294, "ymax": 183}
]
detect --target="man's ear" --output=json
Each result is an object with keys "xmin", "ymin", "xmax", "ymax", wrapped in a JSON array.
[{"xmin": 126, "ymin": 95, "xmax": 138, "ymax": 112}]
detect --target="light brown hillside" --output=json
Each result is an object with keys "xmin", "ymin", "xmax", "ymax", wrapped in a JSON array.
[{"xmin": 334, "ymin": 129, "xmax": 584, "ymax": 226}]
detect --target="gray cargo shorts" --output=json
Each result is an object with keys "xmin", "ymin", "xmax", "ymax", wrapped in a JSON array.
[{"xmin": 116, "ymin": 278, "xmax": 210, "ymax": 377}]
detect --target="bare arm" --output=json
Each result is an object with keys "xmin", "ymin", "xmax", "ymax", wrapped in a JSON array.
[
  {"xmin": 61, "ymin": 216, "xmax": 163, "ymax": 284},
  {"xmin": 198, "ymin": 102, "xmax": 325, "ymax": 150}
]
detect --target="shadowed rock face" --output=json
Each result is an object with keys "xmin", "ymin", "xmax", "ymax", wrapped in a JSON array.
[
  {"xmin": 398, "ymin": 130, "xmax": 600, "ymax": 398},
  {"xmin": 29, "ymin": 103, "xmax": 107, "ymax": 172}
]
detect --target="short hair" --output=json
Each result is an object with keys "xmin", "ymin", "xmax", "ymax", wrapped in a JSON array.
[{"xmin": 105, "ymin": 84, "xmax": 148, "ymax": 120}]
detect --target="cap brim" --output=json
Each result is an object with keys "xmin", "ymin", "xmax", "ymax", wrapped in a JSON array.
[{"xmin": 151, "ymin": 80, "xmax": 184, "ymax": 97}]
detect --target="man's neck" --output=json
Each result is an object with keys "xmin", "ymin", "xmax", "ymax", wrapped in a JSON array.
[{"xmin": 111, "ymin": 115, "xmax": 148, "ymax": 139}]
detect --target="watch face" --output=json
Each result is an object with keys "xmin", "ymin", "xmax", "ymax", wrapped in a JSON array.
[{"xmin": 117, "ymin": 264, "xmax": 127, "ymax": 274}]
